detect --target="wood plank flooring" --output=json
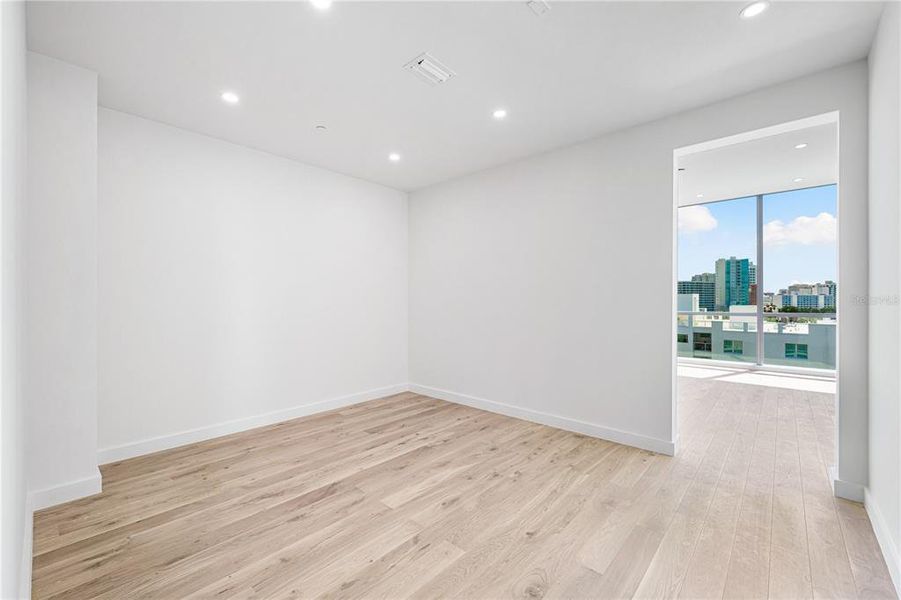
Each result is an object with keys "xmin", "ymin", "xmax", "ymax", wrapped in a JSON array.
[{"xmin": 32, "ymin": 379, "xmax": 895, "ymax": 599}]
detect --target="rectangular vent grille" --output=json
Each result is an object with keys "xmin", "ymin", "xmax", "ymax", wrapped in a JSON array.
[
  {"xmin": 403, "ymin": 53, "xmax": 456, "ymax": 86},
  {"xmin": 528, "ymin": 0, "xmax": 551, "ymax": 17}
]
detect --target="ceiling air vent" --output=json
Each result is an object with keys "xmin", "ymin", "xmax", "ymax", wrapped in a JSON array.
[
  {"xmin": 403, "ymin": 53, "xmax": 456, "ymax": 86},
  {"xmin": 527, "ymin": 0, "xmax": 551, "ymax": 17}
]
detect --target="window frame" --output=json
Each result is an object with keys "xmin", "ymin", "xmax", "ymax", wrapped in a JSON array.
[
  {"xmin": 785, "ymin": 342, "xmax": 809, "ymax": 359},
  {"xmin": 723, "ymin": 339, "xmax": 743, "ymax": 354}
]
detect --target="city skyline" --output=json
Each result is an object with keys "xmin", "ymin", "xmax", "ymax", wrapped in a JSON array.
[
  {"xmin": 678, "ymin": 185, "xmax": 837, "ymax": 293},
  {"xmin": 679, "ymin": 255, "xmax": 835, "ymax": 310},
  {"xmin": 679, "ymin": 258, "xmax": 834, "ymax": 296}
]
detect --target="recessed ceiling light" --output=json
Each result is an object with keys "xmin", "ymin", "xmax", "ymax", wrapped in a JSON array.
[
  {"xmin": 220, "ymin": 91, "xmax": 240, "ymax": 105},
  {"xmin": 739, "ymin": 1, "xmax": 769, "ymax": 19},
  {"xmin": 793, "ymin": 177, "xmax": 805, "ymax": 183},
  {"xmin": 492, "ymin": 108, "xmax": 508, "ymax": 120},
  {"xmin": 310, "ymin": 0, "xmax": 332, "ymax": 10},
  {"xmin": 314, "ymin": 124, "xmax": 327, "ymax": 132},
  {"xmin": 388, "ymin": 153, "xmax": 401, "ymax": 162},
  {"xmin": 696, "ymin": 193, "xmax": 704, "ymax": 198},
  {"xmin": 794, "ymin": 143, "xmax": 808, "ymax": 149}
]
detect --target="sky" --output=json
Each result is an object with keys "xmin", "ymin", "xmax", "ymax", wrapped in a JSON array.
[{"xmin": 678, "ymin": 184, "xmax": 837, "ymax": 293}]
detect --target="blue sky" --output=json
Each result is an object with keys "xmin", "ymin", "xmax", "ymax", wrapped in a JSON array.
[{"xmin": 678, "ymin": 185, "xmax": 837, "ymax": 293}]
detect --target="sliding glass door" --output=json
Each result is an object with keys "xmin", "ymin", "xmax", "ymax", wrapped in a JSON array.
[{"xmin": 677, "ymin": 185, "xmax": 836, "ymax": 370}]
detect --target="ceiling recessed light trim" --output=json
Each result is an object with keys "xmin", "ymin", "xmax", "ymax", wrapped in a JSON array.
[
  {"xmin": 492, "ymin": 108, "xmax": 508, "ymax": 120},
  {"xmin": 793, "ymin": 177, "xmax": 805, "ymax": 183},
  {"xmin": 739, "ymin": 1, "xmax": 769, "ymax": 19},
  {"xmin": 310, "ymin": 0, "xmax": 332, "ymax": 10},
  {"xmin": 220, "ymin": 91, "xmax": 240, "ymax": 105},
  {"xmin": 388, "ymin": 153, "xmax": 401, "ymax": 162},
  {"xmin": 696, "ymin": 193, "xmax": 704, "ymax": 198},
  {"xmin": 794, "ymin": 142, "xmax": 808, "ymax": 149}
]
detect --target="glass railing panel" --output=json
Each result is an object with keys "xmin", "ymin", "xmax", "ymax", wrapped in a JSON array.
[
  {"xmin": 676, "ymin": 313, "xmax": 757, "ymax": 363},
  {"xmin": 762, "ymin": 314, "xmax": 836, "ymax": 369}
]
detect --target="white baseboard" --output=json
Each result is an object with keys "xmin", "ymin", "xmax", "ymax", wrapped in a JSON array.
[
  {"xmin": 865, "ymin": 488, "xmax": 901, "ymax": 596},
  {"xmin": 410, "ymin": 384, "xmax": 675, "ymax": 456},
  {"xmin": 829, "ymin": 465, "xmax": 865, "ymax": 502},
  {"xmin": 29, "ymin": 467, "xmax": 103, "ymax": 512},
  {"xmin": 97, "ymin": 383, "xmax": 410, "ymax": 465}
]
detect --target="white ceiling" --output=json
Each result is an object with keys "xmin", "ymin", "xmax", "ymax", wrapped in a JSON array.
[
  {"xmin": 26, "ymin": 1, "xmax": 882, "ymax": 191},
  {"xmin": 677, "ymin": 122, "xmax": 838, "ymax": 206}
]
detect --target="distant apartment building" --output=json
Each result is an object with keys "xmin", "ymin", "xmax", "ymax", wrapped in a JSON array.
[
  {"xmin": 677, "ymin": 293, "xmax": 700, "ymax": 313},
  {"xmin": 773, "ymin": 280, "xmax": 836, "ymax": 310},
  {"xmin": 714, "ymin": 257, "xmax": 755, "ymax": 310},
  {"xmin": 774, "ymin": 293, "xmax": 835, "ymax": 309},
  {"xmin": 677, "ymin": 273, "xmax": 716, "ymax": 311},
  {"xmin": 786, "ymin": 280, "xmax": 836, "ymax": 296}
]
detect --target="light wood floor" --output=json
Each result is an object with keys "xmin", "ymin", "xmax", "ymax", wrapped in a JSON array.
[{"xmin": 32, "ymin": 379, "xmax": 895, "ymax": 599}]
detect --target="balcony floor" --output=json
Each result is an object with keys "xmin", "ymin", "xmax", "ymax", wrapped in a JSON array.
[{"xmin": 677, "ymin": 365, "xmax": 892, "ymax": 598}]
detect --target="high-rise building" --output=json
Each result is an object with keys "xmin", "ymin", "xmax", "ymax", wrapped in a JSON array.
[
  {"xmin": 774, "ymin": 293, "xmax": 835, "ymax": 309},
  {"xmin": 787, "ymin": 283, "xmax": 814, "ymax": 295},
  {"xmin": 775, "ymin": 281, "xmax": 837, "ymax": 310},
  {"xmin": 678, "ymin": 279, "xmax": 715, "ymax": 311},
  {"xmin": 715, "ymin": 257, "xmax": 755, "ymax": 310}
]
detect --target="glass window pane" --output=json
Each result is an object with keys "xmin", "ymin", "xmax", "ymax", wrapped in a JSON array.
[
  {"xmin": 676, "ymin": 313, "xmax": 757, "ymax": 363},
  {"xmin": 678, "ymin": 196, "xmax": 757, "ymax": 364},
  {"xmin": 679, "ymin": 197, "xmax": 756, "ymax": 311},
  {"xmin": 762, "ymin": 185, "xmax": 837, "ymax": 369},
  {"xmin": 766, "ymin": 315, "xmax": 835, "ymax": 368}
]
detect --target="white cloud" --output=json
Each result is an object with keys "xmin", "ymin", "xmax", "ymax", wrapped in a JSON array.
[
  {"xmin": 764, "ymin": 212, "xmax": 836, "ymax": 246},
  {"xmin": 678, "ymin": 205, "xmax": 718, "ymax": 233}
]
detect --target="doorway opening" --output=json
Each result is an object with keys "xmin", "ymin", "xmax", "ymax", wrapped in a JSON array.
[{"xmin": 671, "ymin": 112, "xmax": 840, "ymax": 477}]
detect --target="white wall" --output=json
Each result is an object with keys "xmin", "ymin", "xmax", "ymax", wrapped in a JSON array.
[
  {"xmin": 25, "ymin": 52, "xmax": 101, "ymax": 509},
  {"xmin": 97, "ymin": 109, "xmax": 409, "ymax": 461},
  {"xmin": 410, "ymin": 62, "xmax": 869, "ymax": 469},
  {"xmin": 1, "ymin": 3, "xmax": 28, "ymax": 597},
  {"xmin": 866, "ymin": 1, "xmax": 901, "ymax": 591}
]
